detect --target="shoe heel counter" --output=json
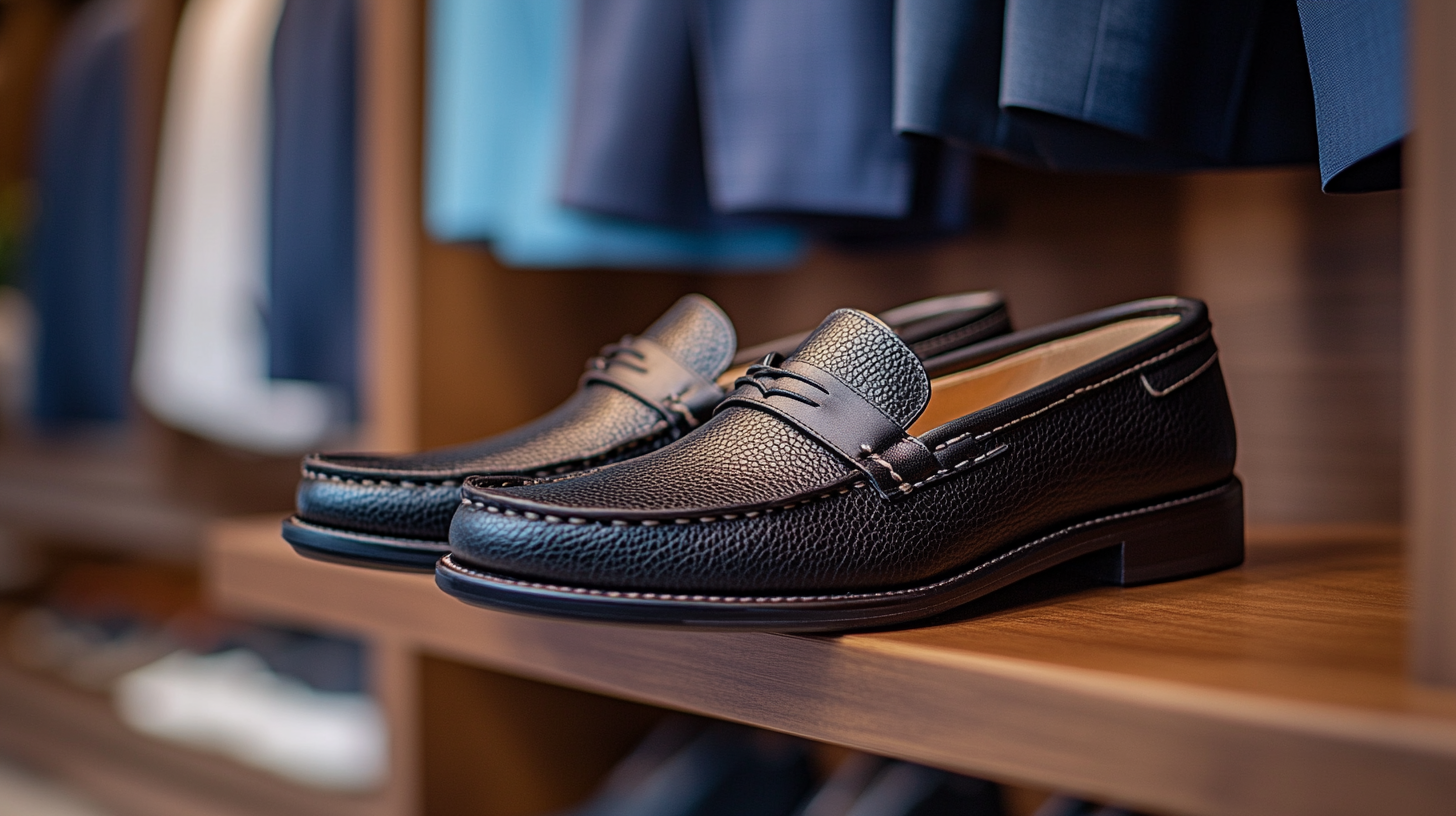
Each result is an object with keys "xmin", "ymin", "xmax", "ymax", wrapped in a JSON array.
[{"xmin": 1138, "ymin": 336, "xmax": 1239, "ymax": 483}]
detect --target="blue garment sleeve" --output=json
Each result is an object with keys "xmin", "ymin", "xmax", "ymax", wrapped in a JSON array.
[
  {"xmin": 559, "ymin": 0, "xmax": 718, "ymax": 229},
  {"xmin": 1000, "ymin": 0, "xmax": 1265, "ymax": 171},
  {"xmin": 28, "ymin": 0, "xmax": 136, "ymax": 425},
  {"xmin": 425, "ymin": 0, "xmax": 803, "ymax": 270},
  {"xmin": 696, "ymin": 0, "xmax": 912, "ymax": 218},
  {"xmin": 269, "ymin": 0, "xmax": 359, "ymax": 417},
  {"xmin": 892, "ymin": 0, "xmax": 1041, "ymax": 165},
  {"xmin": 1297, "ymin": 0, "xmax": 1406, "ymax": 193}
]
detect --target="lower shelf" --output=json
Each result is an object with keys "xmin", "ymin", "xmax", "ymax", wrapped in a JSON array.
[
  {"xmin": 209, "ymin": 517, "xmax": 1456, "ymax": 816},
  {"xmin": 0, "ymin": 657, "xmax": 402, "ymax": 816}
]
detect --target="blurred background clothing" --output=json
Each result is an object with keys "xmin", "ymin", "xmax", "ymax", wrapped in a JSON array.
[
  {"xmin": 13, "ymin": 0, "xmax": 1409, "ymax": 447},
  {"xmin": 267, "ymin": 0, "xmax": 360, "ymax": 419},
  {"xmin": 132, "ymin": 0, "xmax": 340, "ymax": 455},
  {"xmin": 995, "ymin": 0, "xmax": 1319, "ymax": 172},
  {"xmin": 27, "ymin": 0, "xmax": 136, "ymax": 426},
  {"xmin": 424, "ymin": 0, "xmax": 806, "ymax": 269},
  {"xmin": 561, "ymin": 0, "xmax": 975, "ymax": 244}
]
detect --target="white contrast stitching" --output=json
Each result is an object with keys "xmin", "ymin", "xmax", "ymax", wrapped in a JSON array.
[
  {"xmin": 987, "ymin": 330, "xmax": 1212, "ymax": 437},
  {"xmin": 929, "ymin": 330, "xmax": 1212, "ymax": 451},
  {"xmin": 461, "ymin": 482, "xmax": 870, "ymax": 526},
  {"xmin": 911, "ymin": 443, "xmax": 1008, "ymax": 488},
  {"xmin": 1141, "ymin": 352, "xmax": 1218, "ymax": 397},
  {"xmin": 302, "ymin": 421, "xmax": 675, "ymax": 486},
  {"xmin": 860, "ymin": 444, "xmax": 913, "ymax": 495},
  {"xmin": 457, "ymin": 332, "xmax": 1213, "ymax": 527},
  {"xmin": 444, "ymin": 484, "xmax": 1230, "ymax": 604}
]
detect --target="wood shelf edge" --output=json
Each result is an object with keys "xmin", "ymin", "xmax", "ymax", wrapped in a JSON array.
[{"xmin": 206, "ymin": 517, "xmax": 1456, "ymax": 816}]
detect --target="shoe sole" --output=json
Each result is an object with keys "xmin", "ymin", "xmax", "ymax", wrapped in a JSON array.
[
  {"xmin": 435, "ymin": 478, "xmax": 1245, "ymax": 632},
  {"xmin": 282, "ymin": 516, "xmax": 448, "ymax": 573}
]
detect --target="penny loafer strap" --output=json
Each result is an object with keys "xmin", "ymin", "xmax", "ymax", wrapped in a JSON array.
[
  {"xmin": 720, "ymin": 357, "xmax": 940, "ymax": 498},
  {"xmin": 582, "ymin": 336, "xmax": 726, "ymax": 432}
]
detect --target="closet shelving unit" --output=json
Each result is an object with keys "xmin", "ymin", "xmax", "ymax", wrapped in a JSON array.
[
  {"xmin": 202, "ymin": 0, "xmax": 1456, "ymax": 815},
  {"xmin": 0, "ymin": 635, "xmax": 390, "ymax": 816},
  {"xmin": 0, "ymin": 0, "xmax": 1448, "ymax": 813}
]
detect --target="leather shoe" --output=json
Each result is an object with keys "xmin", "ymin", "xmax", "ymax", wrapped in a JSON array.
[
  {"xmin": 438, "ymin": 297, "xmax": 1242, "ymax": 630},
  {"xmin": 284, "ymin": 292, "xmax": 1011, "ymax": 571}
]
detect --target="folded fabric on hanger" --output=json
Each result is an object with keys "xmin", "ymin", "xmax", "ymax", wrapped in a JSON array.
[
  {"xmin": 892, "ymin": 0, "xmax": 1042, "ymax": 164},
  {"xmin": 998, "ymin": 0, "xmax": 1318, "ymax": 172},
  {"xmin": 28, "ymin": 0, "xmax": 137, "ymax": 425},
  {"xmin": 558, "ymin": 0, "xmax": 717, "ymax": 229},
  {"xmin": 1296, "ymin": 0, "xmax": 1406, "ymax": 193},
  {"xmin": 897, "ymin": 0, "xmax": 1318, "ymax": 173},
  {"xmin": 425, "ymin": 0, "xmax": 802, "ymax": 270},
  {"xmin": 695, "ymin": 0, "xmax": 911, "ymax": 218},
  {"xmin": 559, "ymin": 0, "xmax": 973, "ymax": 243},
  {"xmin": 268, "ymin": 0, "xmax": 360, "ymax": 418},
  {"xmin": 133, "ymin": 0, "xmax": 340, "ymax": 454}
]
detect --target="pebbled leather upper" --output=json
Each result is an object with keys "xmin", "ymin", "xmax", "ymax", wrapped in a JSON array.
[
  {"xmin": 295, "ymin": 292, "xmax": 1012, "ymax": 542},
  {"xmin": 448, "ymin": 298, "xmax": 1238, "ymax": 596}
]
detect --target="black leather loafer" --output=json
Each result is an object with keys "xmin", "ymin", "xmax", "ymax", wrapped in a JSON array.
[
  {"xmin": 439, "ymin": 297, "xmax": 1242, "ymax": 631},
  {"xmin": 284, "ymin": 292, "xmax": 1010, "ymax": 571}
]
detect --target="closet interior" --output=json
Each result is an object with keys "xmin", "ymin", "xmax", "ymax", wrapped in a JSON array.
[{"xmin": 0, "ymin": 0, "xmax": 1449, "ymax": 815}]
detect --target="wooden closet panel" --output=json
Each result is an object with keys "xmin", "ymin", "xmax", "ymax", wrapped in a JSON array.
[
  {"xmin": 415, "ymin": 162, "xmax": 1181, "ymax": 449},
  {"xmin": 1180, "ymin": 170, "xmax": 1402, "ymax": 525}
]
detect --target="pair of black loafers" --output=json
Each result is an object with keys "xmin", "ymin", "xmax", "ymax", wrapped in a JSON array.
[{"xmin": 285, "ymin": 292, "xmax": 1242, "ymax": 632}]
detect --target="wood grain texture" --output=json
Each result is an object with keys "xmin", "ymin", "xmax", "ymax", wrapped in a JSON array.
[
  {"xmin": 1178, "ymin": 171, "xmax": 1402, "ymax": 526},
  {"xmin": 209, "ymin": 519, "xmax": 1456, "ymax": 816},
  {"xmin": 1408, "ymin": 0, "xmax": 1456, "ymax": 684},
  {"xmin": 419, "ymin": 656, "xmax": 662, "ymax": 816},
  {"xmin": 358, "ymin": 0, "xmax": 421, "ymax": 453}
]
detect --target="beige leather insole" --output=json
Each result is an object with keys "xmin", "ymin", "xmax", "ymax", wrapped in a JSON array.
[
  {"xmin": 909, "ymin": 315, "xmax": 1178, "ymax": 434},
  {"xmin": 716, "ymin": 363, "xmax": 750, "ymax": 389}
]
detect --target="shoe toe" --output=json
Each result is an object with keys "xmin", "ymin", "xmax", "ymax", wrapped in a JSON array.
[{"xmin": 296, "ymin": 465, "xmax": 464, "ymax": 542}]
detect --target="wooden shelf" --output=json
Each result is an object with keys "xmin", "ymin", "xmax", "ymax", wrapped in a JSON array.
[
  {"xmin": 207, "ymin": 517, "xmax": 1454, "ymax": 816},
  {"xmin": 0, "ymin": 656, "xmax": 401, "ymax": 816},
  {"xmin": 0, "ymin": 429, "xmax": 297, "ymax": 561},
  {"xmin": 0, "ymin": 434, "xmax": 207, "ymax": 560}
]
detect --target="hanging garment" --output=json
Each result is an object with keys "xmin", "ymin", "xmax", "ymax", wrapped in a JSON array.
[
  {"xmin": 133, "ymin": 0, "xmax": 339, "ymax": 454},
  {"xmin": 558, "ymin": 0, "xmax": 715, "ymax": 229},
  {"xmin": 1297, "ymin": 0, "xmax": 1406, "ymax": 193},
  {"xmin": 988, "ymin": 0, "xmax": 1317, "ymax": 172},
  {"xmin": 695, "ymin": 0, "xmax": 911, "ymax": 218},
  {"xmin": 28, "ymin": 0, "xmax": 136, "ymax": 425},
  {"xmin": 269, "ymin": 0, "xmax": 359, "ymax": 417},
  {"xmin": 892, "ymin": 0, "xmax": 1042, "ymax": 164},
  {"xmin": 425, "ymin": 0, "xmax": 802, "ymax": 270},
  {"xmin": 559, "ymin": 0, "xmax": 973, "ymax": 241},
  {"xmin": 998, "ymin": 0, "xmax": 1263, "ymax": 170}
]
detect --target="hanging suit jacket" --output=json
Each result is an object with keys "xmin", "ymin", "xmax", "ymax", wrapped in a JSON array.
[
  {"xmin": 28, "ymin": 0, "xmax": 136, "ymax": 425},
  {"xmin": 1297, "ymin": 0, "xmax": 1406, "ymax": 193},
  {"xmin": 268, "ymin": 0, "xmax": 359, "ymax": 417},
  {"xmin": 896, "ymin": 0, "xmax": 1318, "ymax": 173}
]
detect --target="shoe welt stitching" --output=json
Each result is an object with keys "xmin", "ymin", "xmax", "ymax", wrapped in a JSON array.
[
  {"xmin": 444, "ymin": 484, "xmax": 1231, "ymax": 605},
  {"xmin": 301, "ymin": 421, "xmax": 673, "ymax": 487}
]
